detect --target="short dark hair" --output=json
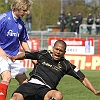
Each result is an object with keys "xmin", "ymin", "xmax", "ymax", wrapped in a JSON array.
[{"xmin": 54, "ymin": 40, "xmax": 66, "ymax": 50}]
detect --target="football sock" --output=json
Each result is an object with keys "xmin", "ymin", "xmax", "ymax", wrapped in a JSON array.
[{"xmin": 0, "ymin": 81, "xmax": 9, "ymax": 100}]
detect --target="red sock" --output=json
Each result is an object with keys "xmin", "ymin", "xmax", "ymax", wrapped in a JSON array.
[{"xmin": 0, "ymin": 82, "xmax": 8, "ymax": 100}]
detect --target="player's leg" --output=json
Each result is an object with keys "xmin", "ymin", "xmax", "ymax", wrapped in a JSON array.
[
  {"xmin": 10, "ymin": 93, "xmax": 24, "ymax": 100},
  {"xmin": 10, "ymin": 82, "xmax": 33, "ymax": 100},
  {"xmin": 0, "ymin": 57, "xmax": 11, "ymax": 100},
  {"xmin": 15, "ymin": 73, "xmax": 28, "ymax": 85},
  {"xmin": 44, "ymin": 90, "xmax": 63, "ymax": 100}
]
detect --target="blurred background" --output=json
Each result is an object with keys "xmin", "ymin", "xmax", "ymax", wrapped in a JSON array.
[{"xmin": 1, "ymin": 0, "xmax": 100, "ymax": 31}]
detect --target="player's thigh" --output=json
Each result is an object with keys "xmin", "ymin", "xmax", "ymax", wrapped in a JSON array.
[
  {"xmin": 0, "ymin": 57, "xmax": 11, "ymax": 82},
  {"xmin": 15, "ymin": 73, "xmax": 28, "ymax": 85}
]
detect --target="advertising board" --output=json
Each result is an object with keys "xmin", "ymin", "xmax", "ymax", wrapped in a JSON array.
[{"xmin": 48, "ymin": 37, "xmax": 94, "ymax": 55}]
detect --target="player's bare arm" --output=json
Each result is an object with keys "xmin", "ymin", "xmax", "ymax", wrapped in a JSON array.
[
  {"xmin": 8, "ymin": 53, "xmax": 25, "ymax": 62},
  {"xmin": 80, "ymin": 77, "xmax": 100, "ymax": 95}
]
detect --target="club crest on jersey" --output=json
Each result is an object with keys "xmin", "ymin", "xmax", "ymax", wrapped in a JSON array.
[{"xmin": 18, "ymin": 24, "xmax": 22, "ymax": 29}]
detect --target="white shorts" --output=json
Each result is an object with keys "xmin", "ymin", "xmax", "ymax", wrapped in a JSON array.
[{"xmin": 0, "ymin": 56, "xmax": 27, "ymax": 78}]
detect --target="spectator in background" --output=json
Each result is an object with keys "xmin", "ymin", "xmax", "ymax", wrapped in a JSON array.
[
  {"xmin": 75, "ymin": 12, "xmax": 83, "ymax": 34},
  {"xmin": 71, "ymin": 13, "xmax": 77, "ymax": 32},
  {"xmin": 95, "ymin": 12, "xmax": 100, "ymax": 35},
  {"xmin": 86, "ymin": 13, "xmax": 94, "ymax": 35},
  {"xmin": 58, "ymin": 10, "xmax": 67, "ymax": 32},
  {"xmin": 26, "ymin": 10, "xmax": 32, "ymax": 32},
  {"xmin": 66, "ymin": 12, "xmax": 72, "ymax": 32}
]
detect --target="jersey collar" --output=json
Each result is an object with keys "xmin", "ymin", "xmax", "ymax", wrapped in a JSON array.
[{"xmin": 12, "ymin": 11, "xmax": 19, "ymax": 22}]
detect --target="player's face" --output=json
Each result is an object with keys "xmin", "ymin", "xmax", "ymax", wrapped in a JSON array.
[
  {"xmin": 52, "ymin": 43, "xmax": 66, "ymax": 60},
  {"xmin": 14, "ymin": 7, "xmax": 28, "ymax": 18}
]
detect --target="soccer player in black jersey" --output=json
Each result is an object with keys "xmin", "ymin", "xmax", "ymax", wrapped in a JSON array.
[{"xmin": 10, "ymin": 40, "xmax": 100, "ymax": 100}]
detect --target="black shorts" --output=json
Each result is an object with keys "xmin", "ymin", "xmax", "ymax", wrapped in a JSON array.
[{"xmin": 13, "ymin": 82, "xmax": 51, "ymax": 100}]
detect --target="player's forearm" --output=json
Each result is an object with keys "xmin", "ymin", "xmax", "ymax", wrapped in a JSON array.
[
  {"xmin": 81, "ymin": 77, "xmax": 97, "ymax": 94},
  {"xmin": 21, "ymin": 41, "xmax": 31, "ymax": 52},
  {"xmin": 14, "ymin": 52, "xmax": 25, "ymax": 60}
]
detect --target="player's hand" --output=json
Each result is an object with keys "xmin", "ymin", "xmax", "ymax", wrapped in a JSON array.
[
  {"xmin": 7, "ymin": 55, "xmax": 16, "ymax": 62},
  {"xmin": 94, "ymin": 90, "xmax": 100, "ymax": 96}
]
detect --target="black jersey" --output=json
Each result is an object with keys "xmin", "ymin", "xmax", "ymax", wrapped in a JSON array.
[{"xmin": 25, "ymin": 50, "xmax": 85, "ymax": 89}]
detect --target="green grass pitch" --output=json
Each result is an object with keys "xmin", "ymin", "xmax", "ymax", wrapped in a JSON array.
[{"xmin": 7, "ymin": 69, "xmax": 100, "ymax": 100}]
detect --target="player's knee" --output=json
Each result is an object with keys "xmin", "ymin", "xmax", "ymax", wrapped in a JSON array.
[
  {"xmin": 45, "ymin": 90, "xmax": 63, "ymax": 100},
  {"xmin": 54, "ymin": 91, "xmax": 63, "ymax": 100},
  {"xmin": 1, "ymin": 71, "xmax": 11, "ymax": 83},
  {"xmin": 10, "ymin": 93, "xmax": 23, "ymax": 100},
  {"xmin": 10, "ymin": 94, "xmax": 17, "ymax": 100},
  {"xmin": 50, "ymin": 90, "xmax": 63, "ymax": 100},
  {"xmin": 5, "ymin": 76, "xmax": 11, "ymax": 83}
]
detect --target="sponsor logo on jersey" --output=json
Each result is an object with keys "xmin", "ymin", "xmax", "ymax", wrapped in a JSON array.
[{"xmin": 7, "ymin": 30, "xmax": 19, "ymax": 37}]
